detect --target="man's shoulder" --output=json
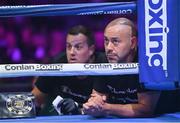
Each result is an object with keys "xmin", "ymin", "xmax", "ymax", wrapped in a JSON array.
[
  {"xmin": 52, "ymin": 52, "xmax": 68, "ymax": 63},
  {"xmin": 51, "ymin": 51, "xmax": 107, "ymax": 63}
]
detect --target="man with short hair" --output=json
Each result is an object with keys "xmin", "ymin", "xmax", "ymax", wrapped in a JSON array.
[
  {"xmin": 32, "ymin": 25, "xmax": 106, "ymax": 115},
  {"xmin": 83, "ymin": 18, "xmax": 160, "ymax": 117}
]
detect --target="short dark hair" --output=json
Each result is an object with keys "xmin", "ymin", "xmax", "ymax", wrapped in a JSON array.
[{"xmin": 68, "ymin": 25, "xmax": 95, "ymax": 46}]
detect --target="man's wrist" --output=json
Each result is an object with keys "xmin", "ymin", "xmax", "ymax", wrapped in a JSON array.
[{"xmin": 104, "ymin": 103, "xmax": 111, "ymax": 116}]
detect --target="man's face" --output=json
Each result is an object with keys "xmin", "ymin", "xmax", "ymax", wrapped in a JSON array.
[
  {"xmin": 66, "ymin": 33, "xmax": 94, "ymax": 63},
  {"xmin": 104, "ymin": 24, "xmax": 135, "ymax": 63}
]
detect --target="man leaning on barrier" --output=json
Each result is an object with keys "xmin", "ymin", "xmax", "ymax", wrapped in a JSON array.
[
  {"xmin": 83, "ymin": 17, "xmax": 160, "ymax": 117},
  {"xmin": 31, "ymin": 25, "xmax": 106, "ymax": 116}
]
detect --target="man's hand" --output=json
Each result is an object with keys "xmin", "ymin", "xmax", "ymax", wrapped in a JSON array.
[
  {"xmin": 58, "ymin": 98, "xmax": 81, "ymax": 115},
  {"xmin": 83, "ymin": 92, "xmax": 107, "ymax": 117}
]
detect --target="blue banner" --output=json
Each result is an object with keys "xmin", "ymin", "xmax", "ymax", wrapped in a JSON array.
[{"xmin": 138, "ymin": 0, "xmax": 180, "ymax": 90}]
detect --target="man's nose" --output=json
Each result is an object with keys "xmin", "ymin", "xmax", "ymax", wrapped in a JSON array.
[
  {"xmin": 106, "ymin": 41, "xmax": 114, "ymax": 50},
  {"xmin": 70, "ymin": 47, "xmax": 76, "ymax": 55}
]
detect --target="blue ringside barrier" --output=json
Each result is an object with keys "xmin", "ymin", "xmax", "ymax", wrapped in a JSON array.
[{"xmin": 138, "ymin": 0, "xmax": 180, "ymax": 90}]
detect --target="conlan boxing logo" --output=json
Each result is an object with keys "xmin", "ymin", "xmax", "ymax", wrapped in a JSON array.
[{"xmin": 145, "ymin": 0, "xmax": 169, "ymax": 75}]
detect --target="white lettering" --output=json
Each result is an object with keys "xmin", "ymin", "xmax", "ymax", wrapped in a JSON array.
[{"xmin": 145, "ymin": 0, "xmax": 168, "ymax": 71}]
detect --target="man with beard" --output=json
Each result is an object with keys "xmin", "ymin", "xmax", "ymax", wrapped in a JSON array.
[{"xmin": 83, "ymin": 18, "xmax": 160, "ymax": 117}]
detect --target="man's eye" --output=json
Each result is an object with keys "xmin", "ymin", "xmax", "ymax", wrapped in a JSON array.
[
  {"xmin": 75, "ymin": 45, "xmax": 82, "ymax": 50},
  {"xmin": 66, "ymin": 45, "xmax": 71, "ymax": 49},
  {"xmin": 112, "ymin": 40, "xmax": 120, "ymax": 45}
]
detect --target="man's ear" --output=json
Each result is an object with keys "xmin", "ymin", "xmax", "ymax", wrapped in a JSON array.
[
  {"xmin": 130, "ymin": 36, "xmax": 137, "ymax": 50},
  {"xmin": 89, "ymin": 45, "xmax": 95, "ymax": 56}
]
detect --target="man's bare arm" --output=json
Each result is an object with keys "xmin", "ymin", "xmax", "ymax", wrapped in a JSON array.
[
  {"xmin": 31, "ymin": 86, "xmax": 46, "ymax": 107},
  {"xmin": 83, "ymin": 90, "xmax": 160, "ymax": 117},
  {"xmin": 100, "ymin": 91, "xmax": 160, "ymax": 117}
]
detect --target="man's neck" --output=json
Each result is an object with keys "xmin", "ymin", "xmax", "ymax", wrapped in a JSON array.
[
  {"xmin": 88, "ymin": 55, "xmax": 95, "ymax": 63},
  {"xmin": 126, "ymin": 50, "xmax": 137, "ymax": 63}
]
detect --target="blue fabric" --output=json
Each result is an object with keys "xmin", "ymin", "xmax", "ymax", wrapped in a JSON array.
[
  {"xmin": 0, "ymin": 113, "xmax": 180, "ymax": 122},
  {"xmin": 138, "ymin": 0, "xmax": 180, "ymax": 90}
]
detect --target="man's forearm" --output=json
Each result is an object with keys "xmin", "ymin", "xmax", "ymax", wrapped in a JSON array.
[
  {"xmin": 103, "ymin": 91, "xmax": 160, "ymax": 117},
  {"xmin": 31, "ymin": 87, "xmax": 46, "ymax": 107},
  {"xmin": 103, "ymin": 103, "xmax": 154, "ymax": 117}
]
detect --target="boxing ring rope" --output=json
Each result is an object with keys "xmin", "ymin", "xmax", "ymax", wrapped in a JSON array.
[
  {"xmin": 0, "ymin": 2, "xmax": 136, "ymax": 17},
  {"xmin": 0, "ymin": 2, "xmax": 137, "ymax": 78},
  {"xmin": 0, "ymin": 63, "xmax": 138, "ymax": 78},
  {"xmin": 0, "ymin": 1, "xmax": 179, "ymax": 90}
]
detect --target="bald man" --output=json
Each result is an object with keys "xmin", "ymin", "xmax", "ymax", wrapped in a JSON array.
[{"xmin": 83, "ymin": 18, "xmax": 160, "ymax": 118}]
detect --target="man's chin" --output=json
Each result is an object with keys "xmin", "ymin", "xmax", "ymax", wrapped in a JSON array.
[
  {"xmin": 68, "ymin": 61, "xmax": 78, "ymax": 63},
  {"xmin": 108, "ymin": 59, "xmax": 118, "ymax": 63}
]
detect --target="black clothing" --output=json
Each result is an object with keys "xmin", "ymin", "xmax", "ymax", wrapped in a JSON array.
[
  {"xmin": 35, "ymin": 51, "xmax": 107, "ymax": 115},
  {"xmin": 52, "ymin": 51, "xmax": 107, "ymax": 63},
  {"xmin": 36, "ymin": 76, "xmax": 94, "ymax": 105},
  {"xmin": 155, "ymin": 90, "xmax": 180, "ymax": 115},
  {"xmin": 93, "ymin": 55, "xmax": 140, "ymax": 104},
  {"xmin": 93, "ymin": 74, "xmax": 139, "ymax": 104}
]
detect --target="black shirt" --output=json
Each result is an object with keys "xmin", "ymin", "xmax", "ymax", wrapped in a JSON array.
[
  {"xmin": 36, "ymin": 76, "xmax": 94, "ymax": 104},
  {"xmin": 35, "ymin": 51, "xmax": 107, "ymax": 115},
  {"xmin": 94, "ymin": 74, "xmax": 139, "ymax": 104},
  {"xmin": 154, "ymin": 90, "xmax": 180, "ymax": 115},
  {"xmin": 93, "ymin": 53, "xmax": 140, "ymax": 104}
]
